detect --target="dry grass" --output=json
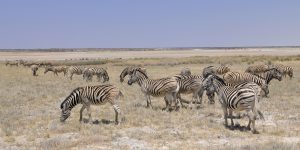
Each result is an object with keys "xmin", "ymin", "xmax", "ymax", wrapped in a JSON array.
[{"xmin": 0, "ymin": 55, "xmax": 299, "ymax": 149}]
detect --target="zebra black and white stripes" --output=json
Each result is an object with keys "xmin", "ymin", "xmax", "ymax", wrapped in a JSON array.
[
  {"xmin": 203, "ymin": 75, "xmax": 264, "ymax": 134},
  {"xmin": 67, "ymin": 66, "xmax": 85, "ymax": 80},
  {"xmin": 127, "ymin": 68, "xmax": 179, "ymax": 111},
  {"xmin": 83, "ymin": 67, "xmax": 109, "ymax": 82},
  {"xmin": 173, "ymin": 74, "xmax": 215, "ymax": 105},
  {"xmin": 245, "ymin": 64, "xmax": 269, "ymax": 75},
  {"xmin": 60, "ymin": 84, "xmax": 123, "ymax": 124},
  {"xmin": 271, "ymin": 64, "xmax": 294, "ymax": 79},
  {"xmin": 223, "ymin": 72, "xmax": 270, "ymax": 96},
  {"xmin": 202, "ymin": 65, "xmax": 230, "ymax": 77}
]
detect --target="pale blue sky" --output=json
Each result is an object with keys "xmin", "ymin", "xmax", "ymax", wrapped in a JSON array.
[{"xmin": 0, "ymin": 0, "xmax": 299, "ymax": 48}]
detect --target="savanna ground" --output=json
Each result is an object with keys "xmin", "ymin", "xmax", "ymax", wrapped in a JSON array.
[{"xmin": 0, "ymin": 49, "xmax": 300, "ymax": 149}]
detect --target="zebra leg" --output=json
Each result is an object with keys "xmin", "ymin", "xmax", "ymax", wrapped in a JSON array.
[
  {"xmin": 177, "ymin": 94, "xmax": 187, "ymax": 109},
  {"xmin": 247, "ymin": 110, "xmax": 259, "ymax": 134},
  {"xmin": 69, "ymin": 73, "xmax": 73, "ymax": 80},
  {"xmin": 113, "ymin": 104, "xmax": 121, "ymax": 125},
  {"xmin": 197, "ymin": 89, "xmax": 204, "ymax": 104},
  {"xmin": 86, "ymin": 105, "xmax": 92, "ymax": 123},
  {"xmin": 79, "ymin": 105, "xmax": 86, "ymax": 123},
  {"xmin": 163, "ymin": 96, "xmax": 169, "ymax": 111},
  {"xmin": 145, "ymin": 95, "xmax": 153, "ymax": 109},
  {"xmin": 173, "ymin": 92, "xmax": 180, "ymax": 111},
  {"xmin": 222, "ymin": 106, "xmax": 229, "ymax": 127},
  {"xmin": 228, "ymin": 110, "xmax": 234, "ymax": 130}
]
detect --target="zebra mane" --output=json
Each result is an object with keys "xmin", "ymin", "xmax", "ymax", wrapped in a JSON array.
[
  {"xmin": 120, "ymin": 67, "xmax": 130, "ymax": 79},
  {"xmin": 134, "ymin": 68, "xmax": 148, "ymax": 79}
]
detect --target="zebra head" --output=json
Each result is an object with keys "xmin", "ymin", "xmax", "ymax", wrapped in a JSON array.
[
  {"xmin": 60, "ymin": 102, "xmax": 71, "ymax": 122},
  {"xmin": 202, "ymin": 74, "xmax": 214, "ymax": 90},
  {"xmin": 268, "ymin": 68, "xmax": 282, "ymax": 81},
  {"xmin": 128, "ymin": 68, "xmax": 147, "ymax": 85}
]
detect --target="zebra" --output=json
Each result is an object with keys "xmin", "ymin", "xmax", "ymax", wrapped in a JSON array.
[
  {"xmin": 119, "ymin": 66, "xmax": 142, "ymax": 82},
  {"xmin": 250, "ymin": 68, "xmax": 282, "ymax": 84},
  {"xmin": 82, "ymin": 67, "xmax": 109, "ymax": 82},
  {"xmin": 31, "ymin": 65, "xmax": 39, "ymax": 76},
  {"xmin": 127, "ymin": 68, "xmax": 180, "ymax": 111},
  {"xmin": 202, "ymin": 74, "xmax": 264, "ymax": 134},
  {"xmin": 177, "ymin": 68, "xmax": 215, "ymax": 104},
  {"xmin": 245, "ymin": 64, "xmax": 270, "ymax": 75},
  {"xmin": 44, "ymin": 66, "xmax": 68, "ymax": 76},
  {"xmin": 60, "ymin": 84, "xmax": 123, "ymax": 125},
  {"xmin": 173, "ymin": 74, "xmax": 216, "ymax": 106},
  {"xmin": 67, "ymin": 66, "xmax": 85, "ymax": 80},
  {"xmin": 202, "ymin": 65, "xmax": 230, "ymax": 77},
  {"xmin": 223, "ymin": 72, "xmax": 271, "ymax": 96},
  {"xmin": 180, "ymin": 68, "xmax": 191, "ymax": 76},
  {"xmin": 270, "ymin": 64, "xmax": 293, "ymax": 79}
]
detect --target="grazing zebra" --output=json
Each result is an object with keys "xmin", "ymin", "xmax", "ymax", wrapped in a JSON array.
[
  {"xmin": 180, "ymin": 68, "xmax": 191, "ymax": 76},
  {"xmin": 31, "ymin": 65, "xmax": 39, "ymax": 76},
  {"xmin": 83, "ymin": 67, "xmax": 109, "ymax": 82},
  {"xmin": 202, "ymin": 65, "xmax": 230, "ymax": 77},
  {"xmin": 202, "ymin": 74, "xmax": 264, "ymax": 134},
  {"xmin": 127, "ymin": 68, "xmax": 179, "ymax": 111},
  {"xmin": 245, "ymin": 64, "xmax": 269, "ymax": 75},
  {"xmin": 271, "ymin": 64, "xmax": 294, "ymax": 79},
  {"xmin": 223, "ymin": 72, "xmax": 271, "ymax": 96},
  {"xmin": 67, "ymin": 66, "xmax": 85, "ymax": 80},
  {"xmin": 44, "ymin": 66, "xmax": 68, "ymax": 76},
  {"xmin": 60, "ymin": 84, "xmax": 123, "ymax": 124},
  {"xmin": 119, "ymin": 66, "xmax": 142, "ymax": 82}
]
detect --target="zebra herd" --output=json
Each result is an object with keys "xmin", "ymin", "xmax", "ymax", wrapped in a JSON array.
[
  {"xmin": 57, "ymin": 63, "xmax": 293, "ymax": 134},
  {"xmin": 4, "ymin": 60, "xmax": 293, "ymax": 133}
]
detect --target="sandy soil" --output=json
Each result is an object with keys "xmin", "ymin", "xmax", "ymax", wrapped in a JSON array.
[{"xmin": 0, "ymin": 48, "xmax": 300, "ymax": 61}]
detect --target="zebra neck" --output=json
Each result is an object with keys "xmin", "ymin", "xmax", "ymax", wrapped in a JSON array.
[
  {"xmin": 264, "ymin": 73, "xmax": 272, "ymax": 84},
  {"xmin": 137, "ymin": 78, "xmax": 147, "ymax": 87},
  {"xmin": 65, "ymin": 90, "xmax": 82, "ymax": 110}
]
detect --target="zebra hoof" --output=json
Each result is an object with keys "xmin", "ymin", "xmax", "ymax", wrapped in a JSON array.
[
  {"xmin": 252, "ymin": 130, "xmax": 259, "ymax": 134},
  {"xmin": 246, "ymin": 126, "xmax": 251, "ymax": 131}
]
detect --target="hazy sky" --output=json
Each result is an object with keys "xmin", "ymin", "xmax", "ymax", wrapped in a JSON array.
[{"xmin": 0, "ymin": 0, "xmax": 299, "ymax": 48}]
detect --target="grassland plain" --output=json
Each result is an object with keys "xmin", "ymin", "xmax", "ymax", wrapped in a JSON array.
[{"xmin": 0, "ymin": 55, "xmax": 299, "ymax": 149}]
